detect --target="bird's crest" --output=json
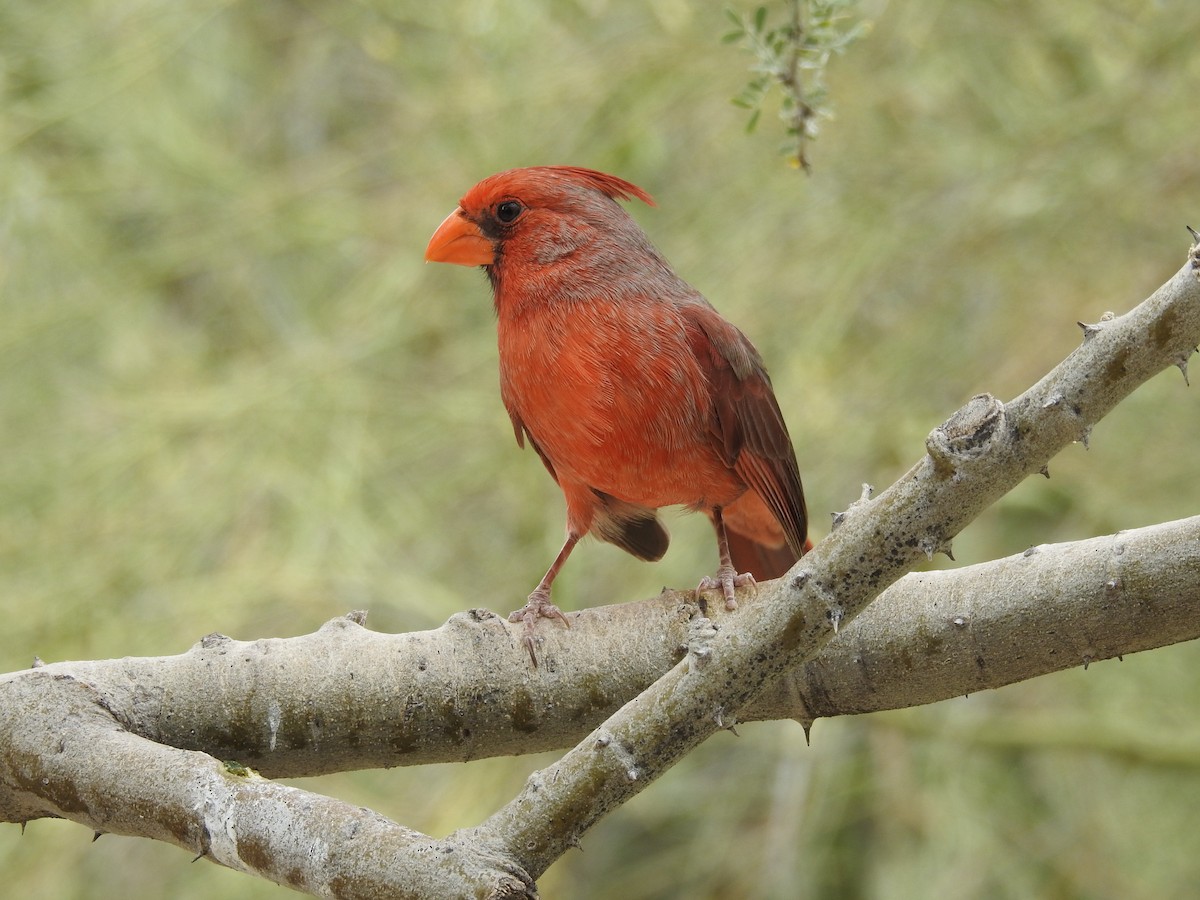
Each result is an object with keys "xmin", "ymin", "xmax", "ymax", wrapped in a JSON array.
[
  {"xmin": 537, "ymin": 166, "xmax": 656, "ymax": 207},
  {"xmin": 462, "ymin": 166, "xmax": 655, "ymax": 211}
]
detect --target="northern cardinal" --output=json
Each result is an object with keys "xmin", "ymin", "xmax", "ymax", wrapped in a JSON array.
[{"xmin": 425, "ymin": 166, "xmax": 809, "ymax": 658}]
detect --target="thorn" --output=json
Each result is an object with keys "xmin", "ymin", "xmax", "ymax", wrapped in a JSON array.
[
  {"xmin": 1039, "ymin": 465, "xmax": 1050, "ymax": 478},
  {"xmin": 192, "ymin": 850, "xmax": 206, "ymax": 863},
  {"xmin": 1188, "ymin": 225, "xmax": 1199, "ymax": 245},
  {"xmin": 1117, "ymin": 654, "xmax": 1124, "ymax": 662},
  {"xmin": 858, "ymin": 483, "xmax": 874, "ymax": 503},
  {"xmin": 791, "ymin": 571, "xmax": 810, "ymax": 589},
  {"xmin": 952, "ymin": 616, "xmax": 967, "ymax": 628},
  {"xmin": 31, "ymin": 656, "xmax": 45, "ymax": 668},
  {"xmin": 92, "ymin": 831, "xmax": 104, "ymax": 842},
  {"xmin": 1079, "ymin": 425, "xmax": 1092, "ymax": 449},
  {"xmin": 1177, "ymin": 355, "xmax": 1192, "ymax": 386},
  {"xmin": 1041, "ymin": 393, "xmax": 1063, "ymax": 409},
  {"xmin": 596, "ymin": 733, "xmax": 641, "ymax": 782},
  {"xmin": 1082, "ymin": 655, "xmax": 1092, "ymax": 671},
  {"xmin": 1023, "ymin": 546, "xmax": 1039, "ymax": 557},
  {"xmin": 814, "ymin": 581, "xmax": 842, "ymax": 632},
  {"xmin": 1078, "ymin": 321, "xmax": 1103, "ymax": 340},
  {"xmin": 799, "ymin": 719, "xmax": 814, "ymax": 745},
  {"xmin": 830, "ymin": 510, "xmax": 846, "ymax": 531},
  {"xmin": 19, "ymin": 820, "xmax": 27, "ymax": 835},
  {"xmin": 940, "ymin": 541, "xmax": 955, "ymax": 561}
]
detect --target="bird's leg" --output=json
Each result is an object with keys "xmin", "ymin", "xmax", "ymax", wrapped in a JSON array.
[
  {"xmin": 697, "ymin": 506, "xmax": 755, "ymax": 611},
  {"xmin": 508, "ymin": 532, "xmax": 577, "ymax": 665}
]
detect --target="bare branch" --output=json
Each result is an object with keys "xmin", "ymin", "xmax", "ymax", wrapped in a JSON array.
[
  {"xmin": 1, "ymin": 514, "xmax": 1196, "ymax": 792},
  {"xmin": 3, "ymin": 517, "xmax": 1197, "ymax": 894},
  {"xmin": 0, "ymin": 671, "xmax": 537, "ymax": 897},
  {"xmin": 772, "ymin": 514, "xmax": 1200, "ymax": 723}
]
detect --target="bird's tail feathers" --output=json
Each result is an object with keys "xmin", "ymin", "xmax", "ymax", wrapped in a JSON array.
[{"xmin": 717, "ymin": 490, "xmax": 811, "ymax": 581}]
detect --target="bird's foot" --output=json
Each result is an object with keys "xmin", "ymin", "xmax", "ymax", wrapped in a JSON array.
[
  {"xmin": 507, "ymin": 590, "xmax": 571, "ymax": 666},
  {"xmin": 697, "ymin": 565, "xmax": 756, "ymax": 611}
]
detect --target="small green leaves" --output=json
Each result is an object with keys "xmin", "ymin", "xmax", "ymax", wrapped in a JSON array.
[{"xmin": 724, "ymin": 1, "xmax": 867, "ymax": 171}]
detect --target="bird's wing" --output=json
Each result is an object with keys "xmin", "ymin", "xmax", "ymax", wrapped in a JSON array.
[
  {"xmin": 683, "ymin": 300, "xmax": 808, "ymax": 555},
  {"xmin": 507, "ymin": 406, "xmax": 560, "ymax": 484}
]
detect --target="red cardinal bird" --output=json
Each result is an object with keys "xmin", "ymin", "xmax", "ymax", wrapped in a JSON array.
[{"xmin": 425, "ymin": 166, "xmax": 809, "ymax": 656}]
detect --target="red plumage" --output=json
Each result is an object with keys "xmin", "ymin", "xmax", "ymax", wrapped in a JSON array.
[{"xmin": 426, "ymin": 166, "xmax": 810, "ymax": 659}]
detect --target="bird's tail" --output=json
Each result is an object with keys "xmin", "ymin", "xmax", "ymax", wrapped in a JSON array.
[{"xmin": 716, "ymin": 491, "xmax": 812, "ymax": 581}]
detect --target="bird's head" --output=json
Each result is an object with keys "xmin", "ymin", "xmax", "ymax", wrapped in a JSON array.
[{"xmin": 424, "ymin": 166, "xmax": 657, "ymax": 276}]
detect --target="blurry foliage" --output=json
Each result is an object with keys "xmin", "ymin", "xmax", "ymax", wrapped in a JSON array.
[{"xmin": 3, "ymin": 0, "xmax": 1200, "ymax": 897}]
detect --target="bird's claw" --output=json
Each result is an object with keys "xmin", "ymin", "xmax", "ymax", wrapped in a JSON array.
[
  {"xmin": 507, "ymin": 594, "xmax": 570, "ymax": 628},
  {"xmin": 697, "ymin": 566, "xmax": 756, "ymax": 611},
  {"xmin": 507, "ymin": 591, "xmax": 571, "ymax": 666}
]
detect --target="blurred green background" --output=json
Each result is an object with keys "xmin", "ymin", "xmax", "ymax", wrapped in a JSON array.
[{"xmin": 3, "ymin": 1, "xmax": 1200, "ymax": 897}]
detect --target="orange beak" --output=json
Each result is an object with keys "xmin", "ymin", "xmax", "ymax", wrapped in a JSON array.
[{"xmin": 424, "ymin": 209, "xmax": 495, "ymax": 266}]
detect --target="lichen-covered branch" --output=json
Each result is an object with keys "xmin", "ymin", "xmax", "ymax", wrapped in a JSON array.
[
  {"xmin": 1, "ymin": 519, "xmax": 1196, "ymax": 895},
  {"xmin": 778, "ymin": 514, "xmax": 1200, "ymax": 722},
  {"xmin": 0, "ymin": 515, "xmax": 1196, "ymax": 797},
  {"xmin": 0, "ymin": 670, "xmax": 537, "ymax": 898}
]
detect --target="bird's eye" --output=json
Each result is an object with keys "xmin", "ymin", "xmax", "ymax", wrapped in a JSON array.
[{"xmin": 496, "ymin": 200, "xmax": 523, "ymax": 224}]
